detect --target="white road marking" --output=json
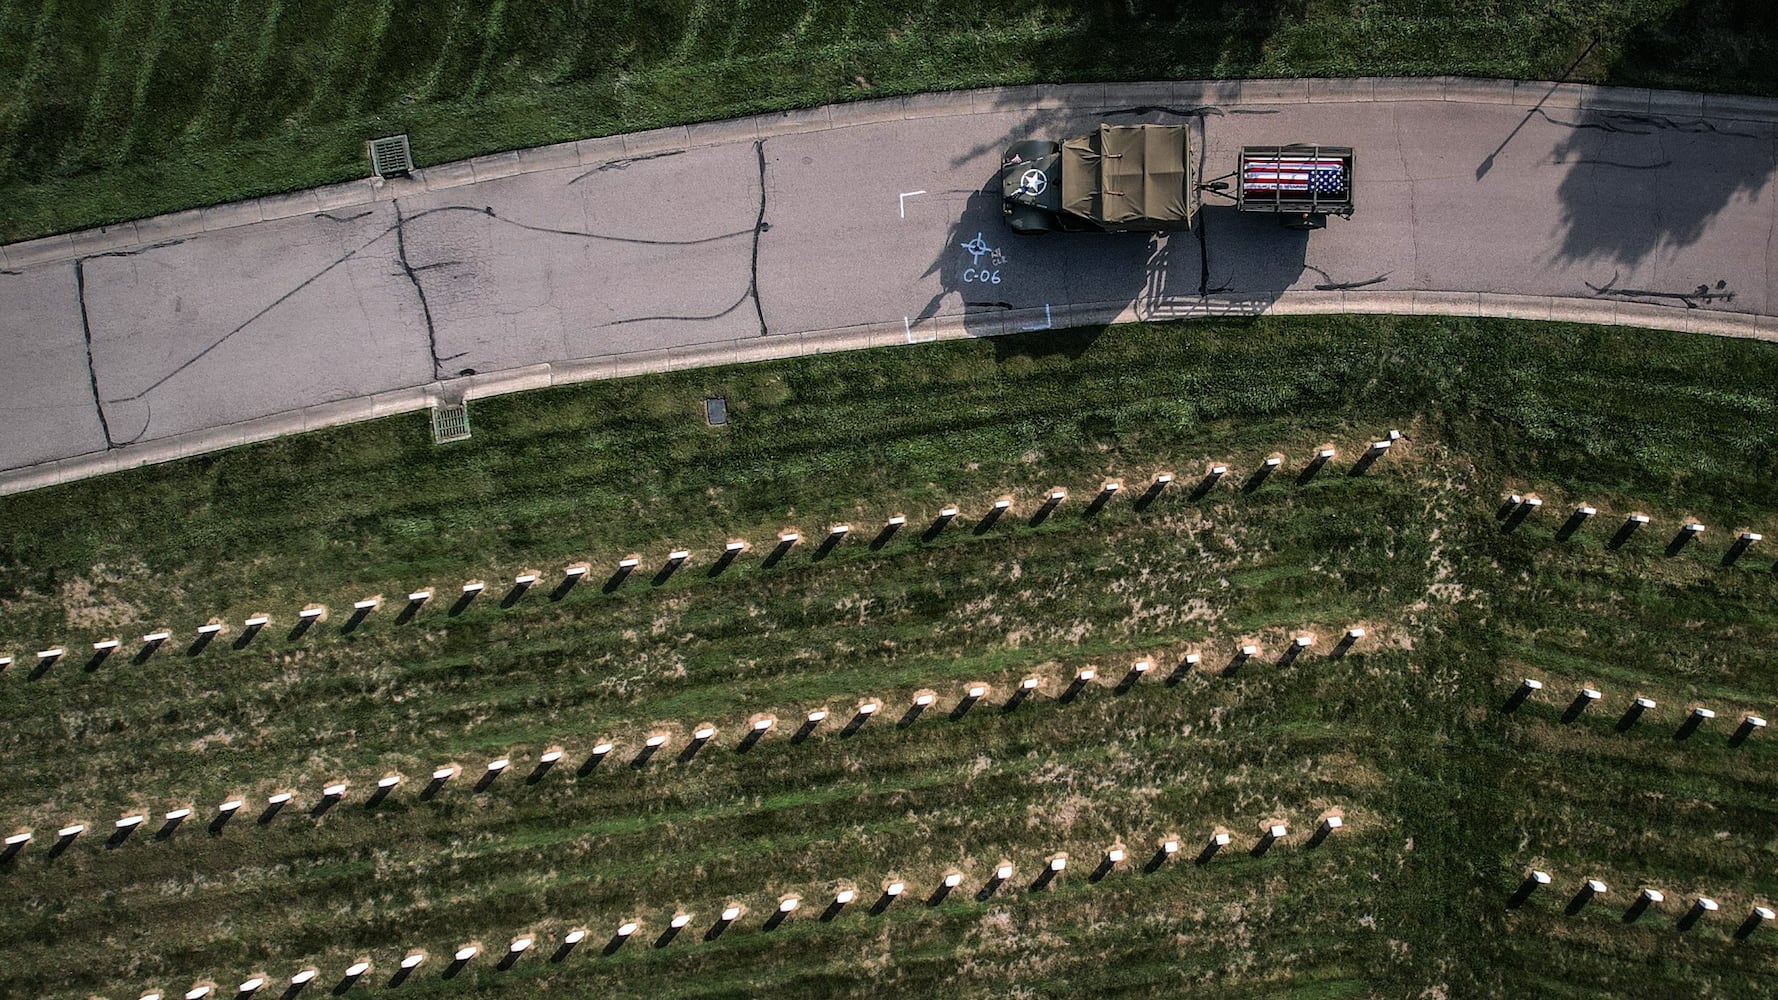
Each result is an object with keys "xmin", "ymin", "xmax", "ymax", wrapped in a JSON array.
[
  {"xmin": 898, "ymin": 191, "xmax": 927, "ymax": 219},
  {"xmin": 1020, "ymin": 302, "xmax": 1053, "ymax": 331}
]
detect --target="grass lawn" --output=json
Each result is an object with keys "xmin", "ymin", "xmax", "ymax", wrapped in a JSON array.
[
  {"xmin": 1, "ymin": 2, "xmax": 1776, "ymax": 241},
  {"xmin": 0, "ymin": 314, "xmax": 1776, "ymax": 997}
]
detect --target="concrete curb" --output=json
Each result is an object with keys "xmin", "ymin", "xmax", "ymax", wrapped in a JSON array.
[
  {"xmin": 4, "ymin": 290, "xmax": 1768, "ymax": 497},
  {"xmin": 9, "ymin": 77, "xmax": 1778, "ymax": 269}
]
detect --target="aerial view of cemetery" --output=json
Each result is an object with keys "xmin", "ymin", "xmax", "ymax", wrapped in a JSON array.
[{"xmin": 2, "ymin": 4, "xmax": 1777, "ymax": 998}]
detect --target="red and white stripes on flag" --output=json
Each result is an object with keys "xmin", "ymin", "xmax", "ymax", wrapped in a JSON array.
[{"xmin": 1242, "ymin": 155, "xmax": 1346, "ymax": 195}]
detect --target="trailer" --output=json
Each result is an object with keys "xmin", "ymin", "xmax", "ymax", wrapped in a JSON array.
[{"xmin": 1234, "ymin": 144, "xmax": 1355, "ymax": 230}]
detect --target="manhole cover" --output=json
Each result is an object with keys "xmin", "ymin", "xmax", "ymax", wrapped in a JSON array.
[
  {"xmin": 431, "ymin": 401, "xmax": 471, "ymax": 443},
  {"xmin": 705, "ymin": 397, "xmax": 728, "ymax": 426}
]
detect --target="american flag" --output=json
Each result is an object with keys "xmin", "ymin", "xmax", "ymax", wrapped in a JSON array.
[{"xmin": 1243, "ymin": 155, "xmax": 1346, "ymax": 195}]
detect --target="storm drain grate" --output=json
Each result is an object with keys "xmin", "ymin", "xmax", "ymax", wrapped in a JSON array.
[
  {"xmin": 431, "ymin": 401, "xmax": 471, "ymax": 443},
  {"xmin": 368, "ymin": 134, "xmax": 414, "ymax": 177}
]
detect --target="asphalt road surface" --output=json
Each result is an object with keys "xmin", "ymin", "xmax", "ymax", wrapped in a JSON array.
[{"xmin": 2, "ymin": 82, "xmax": 1774, "ymax": 478}]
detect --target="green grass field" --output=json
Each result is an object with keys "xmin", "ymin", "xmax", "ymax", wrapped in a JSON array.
[
  {"xmin": 0, "ymin": 314, "xmax": 1776, "ymax": 997},
  {"xmin": 1, "ymin": 1, "xmax": 1775, "ymax": 241}
]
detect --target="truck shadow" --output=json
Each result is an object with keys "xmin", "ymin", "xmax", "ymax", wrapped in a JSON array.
[{"xmin": 907, "ymin": 186, "xmax": 1309, "ymax": 343}]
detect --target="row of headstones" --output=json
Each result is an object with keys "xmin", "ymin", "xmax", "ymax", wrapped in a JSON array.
[
  {"xmin": 0, "ymin": 431, "xmax": 1405, "ymax": 680},
  {"xmin": 4, "ymin": 631, "xmax": 1371, "ymax": 860},
  {"xmin": 1507, "ymin": 869, "xmax": 1774, "ymax": 939},
  {"xmin": 1497, "ymin": 493, "xmax": 1768, "ymax": 564},
  {"xmin": 133, "ymin": 815, "xmax": 1349, "ymax": 999},
  {"xmin": 1501, "ymin": 678, "xmax": 1767, "ymax": 745}
]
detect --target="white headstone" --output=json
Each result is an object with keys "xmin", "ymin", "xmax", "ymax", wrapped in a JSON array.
[
  {"xmin": 1741, "ymin": 532, "xmax": 1763, "ymax": 543},
  {"xmin": 485, "ymin": 759, "xmax": 509, "ymax": 773},
  {"xmin": 93, "ymin": 638, "xmax": 120, "ymax": 651},
  {"xmin": 668, "ymin": 550, "xmax": 691, "ymax": 562},
  {"xmin": 218, "ymin": 799, "xmax": 243, "ymax": 814},
  {"xmin": 992, "ymin": 499, "xmax": 1011, "ymax": 510},
  {"xmin": 857, "ymin": 700, "xmax": 879, "ymax": 716},
  {"xmin": 408, "ymin": 590, "xmax": 432, "ymax": 602},
  {"xmin": 752, "ymin": 718, "xmax": 775, "ymax": 732},
  {"xmin": 835, "ymin": 889, "xmax": 856, "ymax": 904},
  {"xmin": 452, "ymin": 945, "xmax": 477, "ymax": 962},
  {"xmin": 1580, "ymin": 688, "xmax": 1601, "ymax": 702},
  {"xmin": 1155, "ymin": 472, "xmax": 1174, "ymax": 484},
  {"xmin": 1684, "ymin": 522, "xmax": 1705, "ymax": 534},
  {"xmin": 267, "ymin": 792, "xmax": 292, "ymax": 805},
  {"xmin": 778, "ymin": 531, "xmax": 800, "ymax": 544},
  {"xmin": 591, "ymin": 742, "xmax": 614, "ymax": 757},
  {"xmin": 721, "ymin": 905, "xmax": 743, "ymax": 921},
  {"xmin": 913, "ymin": 693, "xmax": 934, "ymax": 706},
  {"xmin": 885, "ymin": 881, "xmax": 905, "ymax": 896},
  {"xmin": 431, "ymin": 766, "xmax": 456, "ymax": 781},
  {"xmin": 164, "ymin": 808, "xmax": 191, "ymax": 821},
  {"xmin": 399, "ymin": 954, "xmax": 424, "ymax": 970},
  {"xmin": 144, "ymin": 631, "xmax": 171, "ymax": 642},
  {"xmin": 1239, "ymin": 644, "xmax": 1258, "ymax": 657},
  {"xmin": 967, "ymin": 684, "xmax": 988, "ymax": 699},
  {"xmin": 1635, "ymin": 697, "xmax": 1656, "ymax": 710},
  {"xmin": 299, "ymin": 607, "xmax": 325, "ymax": 619},
  {"xmin": 461, "ymin": 582, "xmax": 484, "ymax": 594},
  {"xmin": 939, "ymin": 506, "xmax": 959, "ymax": 518},
  {"xmin": 1076, "ymin": 667, "xmax": 1096, "ymax": 682},
  {"xmin": 943, "ymin": 872, "xmax": 963, "ymax": 888},
  {"xmin": 564, "ymin": 928, "xmax": 589, "ymax": 943},
  {"xmin": 886, "ymin": 515, "xmax": 906, "ymax": 526},
  {"xmin": 538, "ymin": 749, "xmax": 563, "ymax": 764},
  {"xmin": 645, "ymin": 734, "xmax": 668, "ymax": 748},
  {"xmin": 618, "ymin": 557, "xmax": 640, "ymax": 569},
  {"xmin": 1530, "ymin": 870, "xmax": 1551, "ymax": 885},
  {"xmin": 343, "ymin": 962, "xmax": 370, "ymax": 978},
  {"xmin": 514, "ymin": 573, "xmax": 538, "ymax": 585},
  {"xmin": 1048, "ymin": 856, "xmax": 1067, "ymax": 872},
  {"xmin": 1130, "ymin": 659, "xmax": 1151, "ymax": 674},
  {"xmin": 1262, "ymin": 457, "xmax": 1281, "ymax": 469},
  {"xmin": 238, "ymin": 977, "xmax": 265, "ymax": 994},
  {"xmin": 289, "ymin": 970, "xmax": 317, "ymax": 985},
  {"xmin": 4, "ymin": 832, "xmax": 30, "ymax": 846},
  {"xmin": 1183, "ymin": 652, "xmax": 1202, "ymax": 666},
  {"xmin": 510, "ymin": 935, "xmax": 534, "ymax": 952},
  {"xmin": 995, "ymin": 863, "xmax": 1014, "ymax": 880},
  {"xmin": 806, "ymin": 709, "xmax": 828, "ymax": 723},
  {"xmin": 778, "ymin": 897, "xmax": 800, "ymax": 913},
  {"xmin": 1692, "ymin": 707, "xmax": 1716, "ymax": 720},
  {"xmin": 1585, "ymin": 879, "xmax": 1608, "ymax": 894},
  {"xmin": 1102, "ymin": 480, "xmax": 1121, "ymax": 492},
  {"xmin": 243, "ymin": 616, "xmax": 269, "ymax": 628},
  {"xmin": 1020, "ymin": 677, "xmax": 1040, "ymax": 691},
  {"xmin": 828, "ymin": 525, "xmax": 850, "ymax": 537},
  {"xmin": 116, "ymin": 815, "xmax": 144, "ymax": 829},
  {"xmin": 184, "ymin": 986, "xmax": 212, "ymax": 1000},
  {"xmin": 670, "ymin": 914, "xmax": 693, "ymax": 929},
  {"xmin": 57, "ymin": 824, "xmax": 85, "ymax": 838},
  {"xmin": 1212, "ymin": 832, "xmax": 1232, "ymax": 846},
  {"xmin": 1293, "ymin": 635, "xmax": 1313, "ymax": 648},
  {"xmin": 726, "ymin": 540, "xmax": 747, "ymax": 552},
  {"xmin": 693, "ymin": 725, "xmax": 716, "ymax": 740},
  {"xmin": 1210, "ymin": 464, "xmax": 1227, "ymax": 475},
  {"xmin": 378, "ymin": 775, "xmax": 402, "ymax": 789},
  {"xmin": 322, "ymin": 782, "xmax": 347, "ymax": 797},
  {"xmin": 1106, "ymin": 848, "xmax": 1125, "ymax": 863},
  {"xmin": 352, "ymin": 599, "xmax": 377, "ymax": 611}
]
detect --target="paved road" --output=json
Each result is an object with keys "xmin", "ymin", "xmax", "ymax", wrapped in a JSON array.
[{"xmin": 2, "ymin": 79, "xmax": 1775, "ymax": 488}]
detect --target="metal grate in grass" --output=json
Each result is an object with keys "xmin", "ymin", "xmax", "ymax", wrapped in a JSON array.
[
  {"xmin": 430, "ymin": 401, "xmax": 470, "ymax": 444},
  {"xmin": 368, "ymin": 134, "xmax": 414, "ymax": 177}
]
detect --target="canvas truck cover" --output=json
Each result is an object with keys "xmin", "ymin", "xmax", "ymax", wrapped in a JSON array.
[{"xmin": 1060, "ymin": 124, "xmax": 1194, "ymax": 229}]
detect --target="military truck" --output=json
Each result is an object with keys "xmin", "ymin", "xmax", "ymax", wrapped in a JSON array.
[
  {"xmin": 1000, "ymin": 125, "xmax": 1354, "ymax": 234},
  {"xmin": 1000, "ymin": 123, "xmax": 1195, "ymax": 235}
]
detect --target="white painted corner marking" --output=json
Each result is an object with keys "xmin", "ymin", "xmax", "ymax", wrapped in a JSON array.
[
  {"xmin": 898, "ymin": 190, "xmax": 927, "ymax": 219},
  {"xmin": 1021, "ymin": 303, "xmax": 1053, "ymax": 331}
]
